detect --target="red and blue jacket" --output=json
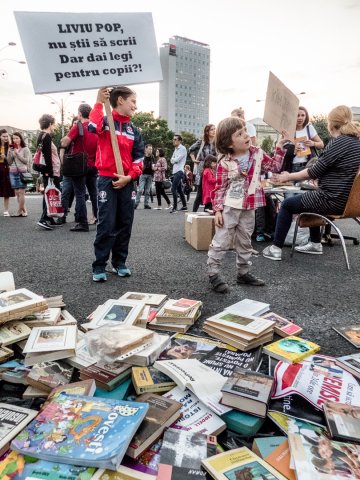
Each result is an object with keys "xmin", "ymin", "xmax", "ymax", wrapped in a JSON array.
[{"xmin": 88, "ymin": 103, "xmax": 144, "ymax": 179}]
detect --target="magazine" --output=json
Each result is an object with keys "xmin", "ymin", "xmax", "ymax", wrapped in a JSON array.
[
  {"xmin": 332, "ymin": 325, "xmax": 360, "ymax": 348},
  {"xmin": 154, "ymin": 359, "xmax": 231, "ymax": 415},
  {"xmin": 11, "ymin": 393, "xmax": 149, "ymax": 470}
]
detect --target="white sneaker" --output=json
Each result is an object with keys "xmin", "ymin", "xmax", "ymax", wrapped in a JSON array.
[
  {"xmin": 295, "ymin": 242, "xmax": 323, "ymax": 255},
  {"xmin": 165, "ymin": 204, "xmax": 173, "ymax": 210},
  {"xmin": 154, "ymin": 207, "xmax": 162, "ymax": 210},
  {"xmin": 263, "ymin": 245, "xmax": 282, "ymax": 261}
]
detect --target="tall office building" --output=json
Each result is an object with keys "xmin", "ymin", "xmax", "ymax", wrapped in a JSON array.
[{"xmin": 159, "ymin": 36, "xmax": 210, "ymax": 137}]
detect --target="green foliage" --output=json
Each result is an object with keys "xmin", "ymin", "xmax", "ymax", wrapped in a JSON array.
[
  {"xmin": 132, "ymin": 111, "xmax": 174, "ymax": 160},
  {"xmin": 180, "ymin": 130, "xmax": 198, "ymax": 164},
  {"xmin": 260, "ymin": 135, "xmax": 274, "ymax": 155},
  {"xmin": 311, "ymin": 115, "xmax": 331, "ymax": 147}
]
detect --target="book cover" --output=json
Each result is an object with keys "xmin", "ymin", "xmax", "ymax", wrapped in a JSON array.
[
  {"xmin": 26, "ymin": 360, "xmax": 74, "ymax": 393},
  {"xmin": 268, "ymin": 411, "xmax": 326, "ymax": 436},
  {"xmin": 0, "ymin": 288, "xmax": 48, "ymax": 324},
  {"xmin": 253, "ymin": 437, "xmax": 296, "ymax": 480},
  {"xmin": 323, "ymin": 401, "xmax": 360, "ymax": 442},
  {"xmin": 119, "ymin": 291, "xmax": 168, "ymax": 307},
  {"xmin": 269, "ymin": 394, "xmax": 326, "ymax": 427},
  {"xmin": 132, "ymin": 366, "xmax": 176, "ymax": 394},
  {"xmin": 94, "ymin": 378, "xmax": 133, "ymax": 401},
  {"xmin": 163, "ymin": 298, "xmax": 201, "ymax": 315},
  {"xmin": 201, "ymin": 446, "xmax": 287, "ymax": 480},
  {"xmin": 154, "ymin": 359, "xmax": 230, "ymax": 416},
  {"xmin": 126, "ymin": 333, "xmax": 170, "ymax": 366},
  {"xmin": 47, "ymin": 379, "xmax": 96, "ymax": 403},
  {"xmin": 164, "ymin": 387, "xmax": 226, "ymax": 436},
  {"xmin": 80, "ymin": 360, "xmax": 132, "ymax": 387},
  {"xmin": 0, "ymin": 321, "xmax": 31, "ymax": 346},
  {"xmin": 264, "ymin": 336, "xmax": 320, "ymax": 363},
  {"xmin": 225, "ymin": 298, "xmax": 270, "ymax": 317},
  {"xmin": 159, "ymin": 334, "xmax": 236, "ymax": 361},
  {"xmin": 85, "ymin": 299, "xmax": 145, "ymax": 330},
  {"xmin": 23, "ymin": 325, "xmax": 77, "ymax": 354},
  {"xmin": 336, "ymin": 353, "xmax": 360, "ymax": 379},
  {"xmin": 0, "ymin": 403, "xmax": 37, "ymax": 451},
  {"xmin": 201, "ymin": 347, "xmax": 262, "ymax": 377},
  {"xmin": 288, "ymin": 431, "xmax": 360, "ymax": 480},
  {"xmin": 0, "ymin": 450, "xmax": 96, "ymax": 480},
  {"xmin": 252, "ymin": 436, "xmax": 286, "ymax": 459},
  {"xmin": 11, "ymin": 393, "xmax": 149, "ymax": 470},
  {"xmin": 126, "ymin": 393, "xmax": 182, "ymax": 458},
  {"xmin": 158, "ymin": 429, "xmax": 217, "ymax": 478},
  {"xmin": 262, "ymin": 312, "xmax": 303, "ymax": 337},
  {"xmin": 205, "ymin": 311, "xmax": 275, "ymax": 336},
  {"xmin": 221, "ymin": 368, "xmax": 274, "ymax": 417},
  {"xmin": 332, "ymin": 325, "xmax": 360, "ymax": 348},
  {"xmin": 293, "ymin": 136, "xmax": 311, "ymax": 157},
  {"xmin": 0, "ymin": 359, "xmax": 31, "ymax": 384}
]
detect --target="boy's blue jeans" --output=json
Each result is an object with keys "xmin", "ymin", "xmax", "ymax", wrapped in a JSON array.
[{"xmin": 92, "ymin": 176, "xmax": 134, "ymax": 272}]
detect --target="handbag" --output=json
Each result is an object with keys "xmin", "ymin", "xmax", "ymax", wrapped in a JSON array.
[
  {"xmin": 162, "ymin": 179, "xmax": 171, "ymax": 189},
  {"xmin": 19, "ymin": 171, "xmax": 33, "ymax": 183},
  {"xmin": 62, "ymin": 122, "xmax": 88, "ymax": 177},
  {"xmin": 32, "ymin": 134, "xmax": 47, "ymax": 173}
]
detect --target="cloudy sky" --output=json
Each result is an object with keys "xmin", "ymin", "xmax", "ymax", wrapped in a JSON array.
[{"xmin": 1, "ymin": 0, "xmax": 359, "ymax": 130}]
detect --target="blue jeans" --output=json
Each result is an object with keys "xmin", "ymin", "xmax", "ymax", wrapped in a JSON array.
[
  {"xmin": 273, "ymin": 195, "xmax": 321, "ymax": 248},
  {"xmin": 72, "ymin": 175, "xmax": 88, "ymax": 226},
  {"xmin": 171, "ymin": 171, "xmax": 186, "ymax": 210},
  {"xmin": 93, "ymin": 177, "xmax": 134, "ymax": 271},
  {"xmin": 135, "ymin": 174, "xmax": 153, "ymax": 206},
  {"xmin": 61, "ymin": 175, "xmax": 74, "ymax": 215}
]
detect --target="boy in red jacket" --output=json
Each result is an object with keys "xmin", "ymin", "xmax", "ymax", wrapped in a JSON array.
[{"xmin": 89, "ymin": 87, "xmax": 144, "ymax": 282}]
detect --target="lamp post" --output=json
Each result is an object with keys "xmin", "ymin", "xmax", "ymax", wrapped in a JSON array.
[
  {"xmin": 42, "ymin": 93, "xmax": 75, "ymax": 136},
  {"xmin": 0, "ymin": 43, "xmax": 26, "ymax": 79},
  {"xmin": 0, "ymin": 42, "xmax": 16, "ymax": 53}
]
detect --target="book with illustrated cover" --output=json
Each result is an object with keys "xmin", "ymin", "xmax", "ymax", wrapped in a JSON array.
[
  {"xmin": 126, "ymin": 333, "xmax": 171, "ymax": 366},
  {"xmin": 336, "ymin": 353, "xmax": 360, "ymax": 380},
  {"xmin": 263, "ymin": 336, "xmax": 320, "ymax": 363},
  {"xmin": 0, "ymin": 450, "xmax": 96, "ymax": 480},
  {"xmin": 0, "ymin": 320, "xmax": 31, "ymax": 346},
  {"xmin": 0, "ymin": 403, "xmax": 38, "ymax": 455},
  {"xmin": 126, "ymin": 393, "xmax": 182, "ymax": 458},
  {"xmin": 22, "ymin": 308, "xmax": 62, "ymax": 327},
  {"xmin": 323, "ymin": 401, "xmax": 360, "ymax": 443},
  {"xmin": 23, "ymin": 325, "xmax": 77, "ymax": 354},
  {"xmin": 332, "ymin": 325, "xmax": 360, "ymax": 348},
  {"xmin": 163, "ymin": 298, "xmax": 202, "ymax": 315},
  {"xmin": 157, "ymin": 429, "xmax": 217, "ymax": 479},
  {"xmin": 154, "ymin": 359, "xmax": 230, "ymax": 416},
  {"xmin": 132, "ymin": 366, "xmax": 176, "ymax": 395},
  {"xmin": 26, "ymin": 360, "xmax": 74, "ymax": 393},
  {"xmin": 225, "ymin": 298, "xmax": 270, "ymax": 317},
  {"xmin": 252, "ymin": 437, "xmax": 296, "ymax": 480},
  {"xmin": 293, "ymin": 136, "xmax": 311, "ymax": 157},
  {"xmin": 80, "ymin": 360, "xmax": 132, "ymax": 391},
  {"xmin": 220, "ymin": 368, "xmax": 274, "ymax": 417},
  {"xmin": 159, "ymin": 334, "xmax": 236, "ymax": 361},
  {"xmin": 262, "ymin": 312, "xmax": 303, "ymax": 337},
  {"xmin": 205, "ymin": 311, "xmax": 275, "ymax": 337},
  {"xmin": 0, "ymin": 358, "xmax": 31, "ymax": 384},
  {"xmin": 11, "ymin": 393, "xmax": 149, "ymax": 470},
  {"xmin": 119, "ymin": 291, "xmax": 168, "ymax": 307},
  {"xmin": 0, "ymin": 288, "xmax": 48, "ymax": 324},
  {"xmin": 269, "ymin": 394, "xmax": 326, "ymax": 427},
  {"xmin": 47, "ymin": 379, "xmax": 96, "ymax": 403},
  {"xmin": 83, "ymin": 299, "xmax": 145, "ymax": 330},
  {"xmin": 201, "ymin": 446, "xmax": 287, "ymax": 480},
  {"xmin": 164, "ymin": 387, "xmax": 226, "ymax": 436}
]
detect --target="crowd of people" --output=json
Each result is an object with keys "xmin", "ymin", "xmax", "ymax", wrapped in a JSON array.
[{"xmin": 1, "ymin": 89, "xmax": 360, "ymax": 286}]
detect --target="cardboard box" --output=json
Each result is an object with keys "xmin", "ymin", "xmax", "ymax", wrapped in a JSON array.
[{"xmin": 185, "ymin": 213, "xmax": 215, "ymax": 251}]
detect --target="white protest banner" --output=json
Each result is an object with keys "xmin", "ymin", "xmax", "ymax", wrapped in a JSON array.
[
  {"xmin": 272, "ymin": 356, "xmax": 360, "ymax": 410},
  {"xmin": 14, "ymin": 12, "xmax": 162, "ymax": 94},
  {"xmin": 263, "ymin": 72, "xmax": 299, "ymax": 138}
]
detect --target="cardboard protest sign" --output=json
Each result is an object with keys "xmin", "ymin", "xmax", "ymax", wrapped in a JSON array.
[
  {"xmin": 14, "ymin": 12, "xmax": 162, "ymax": 94},
  {"xmin": 263, "ymin": 72, "xmax": 299, "ymax": 138}
]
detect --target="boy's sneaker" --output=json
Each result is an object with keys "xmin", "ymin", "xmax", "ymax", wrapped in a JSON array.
[
  {"xmin": 92, "ymin": 269, "xmax": 107, "ymax": 282},
  {"xmin": 37, "ymin": 220, "xmax": 53, "ymax": 230},
  {"xmin": 180, "ymin": 206, "xmax": 188, "ymax": 211},
  {"xmin": 112, "ymin": 266, "xmax": 131, "ymax": 277},
  {"xmin": 256, "ymin": 234, "xmax": 266, "ymax": 242},
  {"xmin": 263, "ymin": 245, "xmax": 282, "ymax": 261},
  {"xmin": 165, "ymin": 204, "xmax": 173, "ymax": 210},
  {"xmin": 237, "ymin": 272, "xmax": 265, "ymax": 286},
  {"xmin": 295, "ymin": 241, "xmax": 323, "ymax": 255},
  {"xmin": 209, "ymin": 274, "xmax": 230, "ymax": 293}
]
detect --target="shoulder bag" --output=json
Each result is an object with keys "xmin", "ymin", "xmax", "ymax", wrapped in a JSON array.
[
  {"xmin": 11, "ymin": 153, "xmax": 33, "ymax": 184},
  {"xmin": 32, "ymin": 133, "xmax": 47, "ymax": 173},
  {"xmin": 62, "ymin": 122, "xmax": 88, "ymax": 177}
]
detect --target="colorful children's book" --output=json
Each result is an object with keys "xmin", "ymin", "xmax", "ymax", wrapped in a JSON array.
[
  {"xmin": 263, "ymin": 336, "xmax": 320, "ymax": 363},
  {"xmin": 11, "ymin": 393, "xmax": 149, "ymax": 470},
  {"xmin": 132, "ymin": 366, "xmax": 176, "ymax": 395},
  {"xmin": 0, "ymin": 450, "xmax": 96, "ymax": 480}
]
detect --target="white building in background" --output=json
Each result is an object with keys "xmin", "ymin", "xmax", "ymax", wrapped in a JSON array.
[{"xmin": 159, "ymin": 36, "xmax": 210, "ymax": 137}]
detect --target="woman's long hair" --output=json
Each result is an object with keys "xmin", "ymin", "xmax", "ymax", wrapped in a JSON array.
[{"xmin": 203, "ymin": 124, "xmax": 215, "ymax": 144}]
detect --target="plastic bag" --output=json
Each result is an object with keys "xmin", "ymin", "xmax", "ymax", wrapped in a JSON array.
[
  {"xmin": 284, "ymin": 218, "xmax": 309, "ymax": 246},
  {"xmin": 44, "ymin": 179, "xmax": 64, "ymax": 217}
]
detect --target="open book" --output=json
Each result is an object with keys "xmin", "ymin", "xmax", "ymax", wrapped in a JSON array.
[{"xmin": 154, "ymin": 358, "xmax": 231, "ymax": 415}]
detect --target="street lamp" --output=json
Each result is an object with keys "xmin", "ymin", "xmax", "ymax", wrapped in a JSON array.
[
  {"xmin": 0, "ymin": 42, "xmax": 16, "ymax": 53},
  {"xmin": 0, "ymin": 59, "xmax": 26, "ymax": 64},
  {"xmin": 43, "ymin": 93, "xmax": 75, "ymax": 136}
]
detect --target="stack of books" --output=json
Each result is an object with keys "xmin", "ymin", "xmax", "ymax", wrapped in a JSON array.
[
  {"xmin": 148, "ymin": 298, "xmax": 202, "ymax": 333},
  {"xmin": 203, "ymin": 311, "xmax": 275, "ymax": 351},
  {"xmin": 79, "ymin": 360, "xmax": 132, "ymax": 391}
]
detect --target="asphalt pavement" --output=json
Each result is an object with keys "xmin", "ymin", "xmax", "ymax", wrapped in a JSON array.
[{"xmin": 1, "ymin": 193, "xmax": 359, "ymax": 358}]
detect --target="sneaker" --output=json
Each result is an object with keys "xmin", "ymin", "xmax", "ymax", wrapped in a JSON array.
[
  {"xmin": 256, "ymin": 234, "xmax": 266, "ymax": 242},
  {"xmin": 209, "ymin": 274, "xmax": 230, "ymax": 293},
  {"xmin": 237, "ymin": 272, "xmax": 265, "ymax": 286},
  {"xmin": 112, "ymin": 266, "xmax": 131, "ymax": 277},
  {"xmin": 3, "ymin": 211, "xmax": 10, "ymax": 217},
  {"xmin": 93, "ymin": 270, "xmax": 107, "ymax": 282},
  {"xmin": 70, "ymin": 223, "xmax": 89, "ymax": 232},
  {"xmin": 165, "ymin": 204, "xmax": 173, "ymax": 210},
  {"xmin": 169, "ymin": 208, "xmax": 178, "ymax": 214},
  {"xmin": 154, "ymin": 207, "xmax": 162, "ymax": 210},
  {"xmin": 37, "ymin": 220, "xmax": 53, "ymax": 230},
  {"xmin": 180, "ymin": 206, "xmax": 188, "ymax": 211},
  {"xmin": 263, "ymin": 245, "xmax": 282, "ymax": 261},
  {"xmin": 49, "ymin": 218, "xmax": 65, "ymax": 226},
  {"xmin": 144, "ymin": 205, "xmax": 151, "ymax": 210},
  {"xmin": 295, "ymin": 241, "xmax": 323, "ymax": 255}
]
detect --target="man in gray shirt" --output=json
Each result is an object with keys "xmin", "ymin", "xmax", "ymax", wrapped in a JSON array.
[{"xmin": 170, "ymin": 134, "xmax": 188, "ymax": 213}]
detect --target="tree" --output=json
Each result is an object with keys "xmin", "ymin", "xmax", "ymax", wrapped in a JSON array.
[
  {"xmin": 260, "ymin": 135, "xmax": 274, "ymax": 155},
  {"xmin": 179, "ymin": 130, "xmax": 197, "ymax": 159},
  {"xmin": 311, "ymin": 115, "xmax": 331, "ymax": 148},
  {"xmin": 132, "ymin": 111, "xmax": 174, "ymax": 159}
]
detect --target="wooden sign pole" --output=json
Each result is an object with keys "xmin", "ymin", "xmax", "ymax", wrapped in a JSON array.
[{"xmin": 104, "ymin": 98, "xmax": 124, "ymax": 176}]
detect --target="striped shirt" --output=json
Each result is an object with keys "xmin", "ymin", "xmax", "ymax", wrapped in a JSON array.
[{"xmin": 302, "ymin": 135, "xmax": 360, "ymax": 214}]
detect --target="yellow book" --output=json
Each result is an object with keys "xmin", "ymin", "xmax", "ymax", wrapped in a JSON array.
[
  {"xmin": 131, "ymin": 366, "xmax": 176, "ymax": 394},
  {"xmin": 294, "ymin": 136, "xmax": 311, "ymax": 157},
  {"xmin": 202, "ymin": 446, "xmax": 287, "ymax": 480},
  {"xmin": 263, "ymin": 336, "xmax": 320, "ymax": 364}
]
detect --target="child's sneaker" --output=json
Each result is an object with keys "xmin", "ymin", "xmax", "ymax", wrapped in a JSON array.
[
  {"xmin": 263, "ymin": 245, "xmax": 282, "ymax": 261},
  {"xmin": 295, "ymin": 242, "xmax": 323, "ymax": 255},
  {"xmin": 209, "ymin": 274, "xmax": 229, "ymax": 293},
  {"xmin": 112, "ymin": 266, "xmax": 131, "ymax": 277},
  {"xmin": 237, "ymin": 272, "xmax": 265, "ymax": 286},
  {"xmin": 93, "ymin": 269, "xmax": 107, "ymax": 282},
  {"xmin": 256, "ymin": 234, "xmax": 266, "ymax": 242}
]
